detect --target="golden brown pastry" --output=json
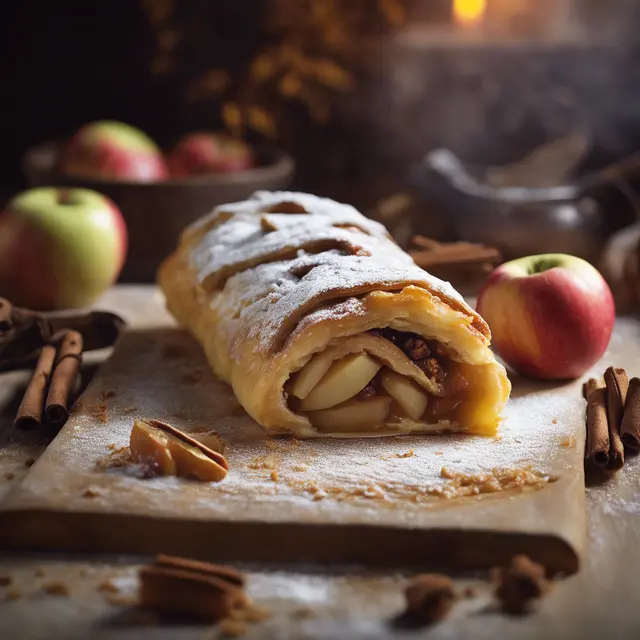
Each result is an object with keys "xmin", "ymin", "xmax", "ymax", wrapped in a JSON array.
[{"xmin": 158, "ymin": 191, "xmax": 510, "ymax": 438}]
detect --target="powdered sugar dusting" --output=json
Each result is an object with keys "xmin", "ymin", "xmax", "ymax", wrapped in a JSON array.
[{"xmin": 182, "ymin": 191, "xmax": 480, "ymax": 354}]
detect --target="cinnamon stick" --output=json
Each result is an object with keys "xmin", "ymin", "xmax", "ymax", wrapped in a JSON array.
[
  {"xmin": 604, "ymin": 367, "xmax": 628, "ymax": 470},
  {"xmin": 14, "ymin": 343, "xmax": 57, "ymax": 429},
  {"xmin": 585, "ymin": 379, "xmax": 610, "ymax": 469},
  {"xmin": 410, "ymin": 246, "xmax": 501, "ymax": 267},
  {"xmin": 620, "ymin": 377, "xmax": 640, "ymax": 452},
  {"xmin": 412, "ymin": 235, "xmax": 443, "ymax": 251},
  {"xmin": 45, "ymin": 330, "xmax": 83, "ymax": 426}
]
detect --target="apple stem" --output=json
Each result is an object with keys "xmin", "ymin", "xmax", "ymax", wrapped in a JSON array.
[{"xmin": 58, "ymin": 189, "xmax": 71, "ymax": 205}]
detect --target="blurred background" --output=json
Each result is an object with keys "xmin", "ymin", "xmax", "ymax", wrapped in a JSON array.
[{"xmin": 2, "ymin": 0, "xmax": 640, "ymax": 301}]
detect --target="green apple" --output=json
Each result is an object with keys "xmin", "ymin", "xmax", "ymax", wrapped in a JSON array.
[
  {"xmin": 0, "ymin": 187, "xmax": 128, "ymax": 310},
  {"xmin": 60, "ymin": 120, "xmax": 168, "ymax": 182}
]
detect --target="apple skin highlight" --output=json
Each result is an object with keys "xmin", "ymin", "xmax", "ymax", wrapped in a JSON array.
[
  {"xmin": 61, "ymin": 120, "xmax": 168, "ymax": 182},
  {"xmin": 0, "ymin": 187, "xmax": 128, "ymax": 311},
  {"xmin": 477, "ymin": 255, "xmax": 615, "ymax": 380}
]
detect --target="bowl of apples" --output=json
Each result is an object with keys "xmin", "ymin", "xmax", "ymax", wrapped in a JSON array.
[{"xmin": 23, "ymin": 121, "xmax": 295, "ymax": 282}]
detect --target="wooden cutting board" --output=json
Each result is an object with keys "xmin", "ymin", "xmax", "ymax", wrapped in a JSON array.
[{"xmin": 0, "ymin": 292, "xmax": 587, "ymax": 574}]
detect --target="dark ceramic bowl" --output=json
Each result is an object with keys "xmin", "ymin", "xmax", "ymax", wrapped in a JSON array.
[{"xmin": 23, "ymin": 141, "xmax": 295, "ymax": 282}]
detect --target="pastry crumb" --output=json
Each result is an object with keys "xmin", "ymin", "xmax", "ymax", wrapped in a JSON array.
[
  {"xmin": 552, "ymin": 418, "xmax": 558, "ymax": 424},
  {"xmin": 434, "ymin": 451, "xmax": 443, "ymax": 456},
  {"xmin": 97, "ymin": 580, "xmax": 120, "ymax": 594},
  {"xmin": 43, "ymin": 582, "xmax": 71, "ymax": 597},
  {"xmin": 292, "ymin": 464, "xmax": 308, "ymax": 472},
  {"xmin": 82, "ymin": 487, "xmax": 101, "ymax": 498},
  {"xmin": 362, "ymin": 484, "xmax": 385, "ymax": 499},
  {"xmin": 312, "ymin": 489, "xmax": 328, "ymax": 501},
  {"xmin": 494, "ymin": 555, "xmax": 548, "ymax": 615},
  {"xmin": 270, "ymin": 470, "xmax": 279, "ymax": 482},
  {"xmin": 239, "ymin": 603, "xmax": 270, "ymax": 623},
  {"xmin": 404, "ymin": 574, "xmax": 455, "ymax": 624},
  {"xmin": 0, "ymin": 575, "xmax": 12, "ymax": 586},
  {"xmin": 440, "ymin": 466, "xmax": 455, "ymax": 479},
  {"xmin": 561, "ymin": 437, "xmax": 576, "ymax": 448},
  {"xmin": 218, "ymin": 618, "xmax": 248, "ymax": 637}
]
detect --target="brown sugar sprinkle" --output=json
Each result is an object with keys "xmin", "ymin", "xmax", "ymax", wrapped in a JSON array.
[
  {"xmin": 248, "ymin": 454, "xmax": 279, "ymax": 470},
  {"xmin": 0, "ymin": 575, "xmax": 12, "ymax": 586},
  {"xmin": 43, "ymin": 582, "xmax": 71, "ymax": 597},
  {"xmin": 97, "ymin": 580, "xmax": 120, "ymax": 594}
]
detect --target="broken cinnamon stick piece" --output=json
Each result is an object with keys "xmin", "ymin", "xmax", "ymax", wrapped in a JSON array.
[
  {"xmin": 582, "ymin": 378, "xmax": 599, "ymax": 400},
  {"xmin": 604, "ymin": 367, "xmax": 628, "ymax": 470},
  {"xmin": 585, "ymin": 381, "xmax": 610, "ymax": 469},
  {"xmin": 154, "ymin": 555, "xmax": 245, "ymax": 587},
  {"xmin": 411, "ymin": 235, "xmax": 443, "ymax": 250},
  {"xmin": 620, "ymin": 377, "xmax": 640, "ymax": 452},
  {"xmin": 139, "ymin": 556, "xmax": 246, "ymax": 621},
  {"xmin": 45, "ymin": 330, "xmax": 83, "ymax": 426},
  {"xmin": 14, "ymin": 343, "xmax": 57, "ymax": 429}
]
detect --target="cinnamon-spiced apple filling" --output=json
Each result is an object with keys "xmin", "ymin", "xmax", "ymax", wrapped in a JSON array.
[{"xmin": 286, "ymin": 329, "xmax": 471, "ymax": 433}]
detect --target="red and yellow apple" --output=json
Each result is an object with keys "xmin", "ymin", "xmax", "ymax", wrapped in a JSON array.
[
  {"xmin": 166, "ymin": 132, "xmax": 254, "ymax": 177},
  {"xmin": 60, "ymin": 120, "xmax": 168, "ymax": 182},
  {"xmin": 477, "ymin": 254, "xmax": 615, "ymax": 380},
  {"xmin": 0, "ymin": 187, "xmax": 128, "ymax": 310}
]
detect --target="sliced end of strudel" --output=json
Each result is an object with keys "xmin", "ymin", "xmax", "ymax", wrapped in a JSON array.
[{"xmin": 158, "ymin": 191, "xmax": 511, "ymax": 438}]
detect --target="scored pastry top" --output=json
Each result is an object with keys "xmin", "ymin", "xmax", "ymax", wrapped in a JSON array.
[{"xmin": 180, "ymin": 191, "xmax": 490, "ymax": 354}]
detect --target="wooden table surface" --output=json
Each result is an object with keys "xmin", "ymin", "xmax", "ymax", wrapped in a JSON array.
[{"xmin": 1, "ymin": 285, "xmax": 639, "ymax": 640}]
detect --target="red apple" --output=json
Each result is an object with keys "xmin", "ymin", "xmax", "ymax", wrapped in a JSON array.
[
  {"xmin": 477, "ymin": 254, "xmax": 615, "ymax": 380},
  {"xmin": 60, "ymin": 120, "xmax": 168, "ymax": 182},
  {"xmin": 0, "ymin": 187, "xmax": 128, "ymax": 311},
  {"xmin": 166, "ymin": 132, "xmax": 254, "ymax": 177}
]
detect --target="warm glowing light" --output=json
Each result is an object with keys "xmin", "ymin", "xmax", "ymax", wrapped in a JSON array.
[{"xmin": 453, "ymin": 0, "xmax": 487, "ymax": 26}]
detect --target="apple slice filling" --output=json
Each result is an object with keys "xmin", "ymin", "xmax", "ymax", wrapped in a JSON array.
[{"xmin": 287, "ymin": 329, "xmax": 470, "ymax": 433}]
